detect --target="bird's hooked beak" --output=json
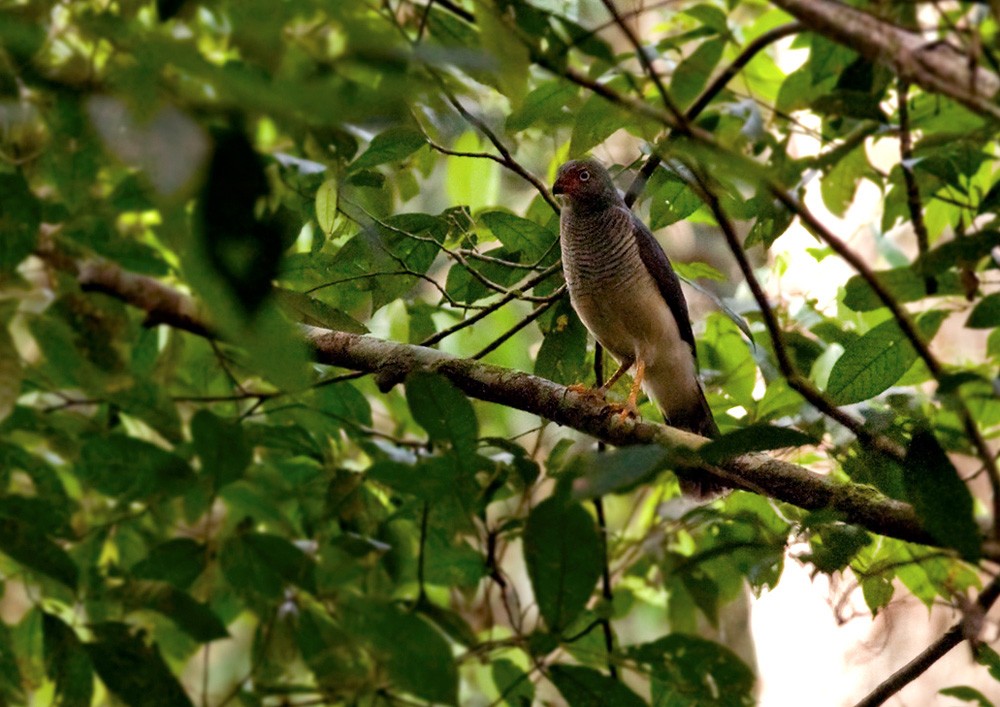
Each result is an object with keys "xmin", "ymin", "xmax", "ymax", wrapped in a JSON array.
[{"xmin": 552, "ymin": 173, "xmax": 568, "ymax": 196}]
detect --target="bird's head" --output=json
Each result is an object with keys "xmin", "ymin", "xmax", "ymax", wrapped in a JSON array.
[{"xmin": 552, "ymin": 158, "xmax": 618, "ymax": 206}]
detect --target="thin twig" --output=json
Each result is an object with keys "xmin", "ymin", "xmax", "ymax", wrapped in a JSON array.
[
  {"xmin": 898, "ymin": 79, "xmax": 937, "ymax": 295},
  {"xmin": 853, "ymin": 573, "xmax": 1000, "ymax": 707}
]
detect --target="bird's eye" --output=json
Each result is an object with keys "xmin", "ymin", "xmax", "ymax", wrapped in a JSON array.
[{"xmin": 579, "ymin": 170, "xmax": 590, "ymax": 182}]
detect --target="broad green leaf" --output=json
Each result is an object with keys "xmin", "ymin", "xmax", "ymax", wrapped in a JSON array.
[
  {"xmin": 701, "ymin": 425, "xmax": 817, "ymax": 464},
  {"xmin": 343, "ymin": 600, "xmax": 458, "ymax": 705},
  {"xmin": 673, "ymin": 261, "xmax": 726, "ymax": 282},
  {"xmin": 548, "ymin": 664, "xmax": 645, "ymax": 707},
  {"xmin": 0, "ymin": 619, "xmax": 24, "ymax": 705},
  {"xmin": 843, "ymin": 268, "xmax": 963, "ymax": 311},
  {"xmin": 492, "ymin": 658, "xmax": 534, "ymax": 706},
  {"xmin": 480, "ymin": 211, "xmax": 556, "ymax": 263},
  {"xmin": 630, "ymin": 634, "xmax": 755, "ymax": 706},
  {"xmin": 446, "ymin": 132, "xmax": 501, "ymax": 211},
  {"xmin": 507, "ymin": 81, "xmax": 577, "ymax": 132},
  {"xmin": 967, "ymin": 292, "xmax": 1000, "ymax": 329},
  {"xmin": 903, "ymin": 428, "xmax": 980, "ymax": 561},
  {"xmin": 535, "ymin": 298, "xmax": 587, "ymax": 386},
  {"xmin": 826, "ymin": 311, "xmax": 946, "ymax": 405},
  {"xmin": 570, "ymin": 445, "xmax": 671, "ymax": 499},
  {"xmin": 861, "ymin": 575, "xmax": 894, "ymax": 616},
  {"xmin": 130, "ymin": 538, "xmax": 207, "ymax": 589},
  {"xmin": 118, "ymin": 580, "xmax": 228, "ymax": 643},
  {"xmin": 672, "ymin": 38, "xmax": 727, "ymax": 109},
  {"xmin": 273, "ymin": 288, "xmax": 368, "ymax": 333},
  {"xmin": 0, "ymin": 515, "xmax": 78, "ymax": 589},
  {"xmin": 191, "ymin": 409, "xmax": 251, "ymax": 488},
  {"xmin": 42, "ymin": 614, "xmax": 93, "ymax": 707},
  {"xmin": 350, "ymin": 127, "xmax": 425, "ymax": 171},
  {"xmin": 523, "ymin": 497, "xmax": 602, "ymax": 632},
  {"xmin": 916, "ymin": 230, "xmax": 1000, "ymax": 274},
  {"xmin": 571, "ymin": 91, "xmax": 631, "ymax": 157},
  {"xmin": 802, "ymin": 524, "xmax": 871, "ymax": 573},
  {"xmin": 86, "ymin": 623, "xmax": 194, "ymax": 707},
  {"xmin": 976, "ymin": 644, "xmax": 1000, "ymax": 681},
  {"xmin": 405, "ymin": 371, "xmax": 478, "ymax": 456},
  {"xmin": 78, "ymin": 434, "xmax": 195, "ymax": 500}
]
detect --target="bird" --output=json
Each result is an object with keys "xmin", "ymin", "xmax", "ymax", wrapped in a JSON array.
[{"xmin": 552, "ymin": 157, "xmax": 723, "ymax": 498}]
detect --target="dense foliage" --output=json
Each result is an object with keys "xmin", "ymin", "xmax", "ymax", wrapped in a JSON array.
[{"xmin": 0, "ymin": 0, "xmax": 999, "ymax": 704}]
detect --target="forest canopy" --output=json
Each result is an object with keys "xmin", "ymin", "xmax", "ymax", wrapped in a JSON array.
[{"xmin": 0, "ymin": 0, "xmax": 999, "ymax": 705}]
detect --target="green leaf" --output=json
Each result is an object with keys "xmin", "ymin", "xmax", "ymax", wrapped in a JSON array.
[
  {"xmin": 342, "ymin": 600, "xmax": 458, "ymax": 705},
  {"xmin": 220, "ymin": 531, "xmax": 317, "ymax": 599},
  {"xmin": 130, "ymin": 538, "xmax": 207, "ymax": 589},
  {"xmin": 86, "ymin": 623, "xmax": 194, "ymax": 707},
  {"xmin": 843, "ymin": 268, "xmax": 963, "ymax": 311},
  {"xmin": 904, "ymin": 429, "xmax": 980, "ymax": 561},
  {"xmin": 405, "ymin": 371, "xmax": 478, "ymax": 456},
  {"xmin": 571, "ymin": 91, "xmax": 631, "ymax": 157},
  {"xmin": 314, "ymin": 178, "xmax": 339, "ymax": 235},
  {"xmin": 191, "ymin": 410, "xmax": 251, "ymax": 488},
  {"xmin": 701, "ymin": 425, "xmax": 816, "ymax": 464},
  {"xmin": 0, "ymin": 515, "xmax": 78, "ymax": 589},
  {"xmin": 78, "ymin": 434, "xmax": 195, "ymax": 501},
  {"xmin": 826, "ymin": 312, "xmax": 946, "ymax": 405},
  {"xmin": 967, "ymin": 292, "xmax": 1000, "ymax": 329},
  {"xmin": 535, "ymin": 298, "xmax": 588, "ymax": 386},
  {"xmin": 861, "ymin": 575, "xmax": 895, "ymax": 616},
  {"xmin": 976, "ymin": 643, "xmax": 1000, "ymax": 681},
  {"xmin": 671, "ymin": 38, "xmax": 726, "ymax": 109},
  {"xmin": 273, "ymin": 288, "xmax": 368, "ymax": 333},
  {"xmin": 673, "ymin": 260, "xmax": 726, "ymax": 282},
  {"xmin": 916, "ymin": 230, "xmax": 1000, "ymax": 274},
  {"xmin": 523, "ymin": 497, "xmax": 602, "ymax": 632},
  {"xmin": 492, "ymin": 659, "xmax": 534, "ymax": 706},
  {"xmin": 548, "ymin": 664, "xmax": 645, "ymax": 707},
  {"xmin": 350, "ymin": 127, "xmax": 425, "ymax": 171},
  {"xmin": 569, "ymin": 445, "xmax": 671, "ymax": 499},
  {"xmin": 0, "ymin": 172, "xmax": 40, "ymax": 277},
  {"xmin": 939, "ymin": 686, "xmax": 994, "ymax": 707},
  {"xmin": 43, "ymin": 614, "xmax": 93, "ymax": 707},
  {"xmin": 507, "ymin": 81, "xmax": 576, "ymax": 132},
  {"xmin": 630, "ymin": 634, "xmax": 755, "ymax": 706},
  {"xmin": 118, "ymin": 580, "xmax": 229, "ymax": 643},
  {"xmin": 480, "ymin": 211, "xmax": 556, "ymax": 263}
]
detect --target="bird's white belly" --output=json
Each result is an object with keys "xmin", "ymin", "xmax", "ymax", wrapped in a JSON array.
[{"xmin": 571, "ymin": 278, "xmax": 700, "ymax": 417}]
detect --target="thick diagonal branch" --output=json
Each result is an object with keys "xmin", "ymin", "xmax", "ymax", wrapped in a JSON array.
[{"xmin": 767, "ymin": 0, "xmax": 1000, "ymax": 118}]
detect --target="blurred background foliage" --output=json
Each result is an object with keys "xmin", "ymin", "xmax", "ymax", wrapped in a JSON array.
[{"xmin": 0, "ymin": 0, "xmax": 999, "ymax": 704}]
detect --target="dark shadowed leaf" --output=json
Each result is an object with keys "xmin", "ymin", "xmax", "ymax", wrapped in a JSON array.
[
  {"xmin": 523, "ymin": 497, "xmax": 602, "ymax": 632},
  {"xmin": 86, "ymin": 623, "xmax": 193, "ymax": 707},
  {"xmin": 0, "ymin": 515, "xmax": 77, "ymax": 589},
  {"xmin": 570, "ymin": 445, "xmax": 671, "ymax": 499},
  {"xmin": 904, "ymin": 429, "xmax": 980, "ymax": 561},
  {"xmin": 548, "ymin": 664, "xmax": 645, "ymax": 707},
  {"xmin": 191, "ymin": 410, "xmax": 251, "ymax": 488},
  {"xmin": 118, "ymin": 580, "xmax": 228, "ymax": 643},
  {"xmin": 342, "ymin": 600, "xmax": 458, "ymax": 705},
  {"xmin": 220, "ymin": 531, "xmax": 317, "ymax": 599},
  {"xmin": 406, "ymin": 371, "xmax": 478, "ymax": 456},
  {"xmin": 274, "ymin": 288, "xmax": 368, "ymax": 333},
  {"xmin": 967, "ymin": 293, "xmax": 1000, "ymax": 329},
  {"xmin": 701, "ymin": 425, "xmax": 817, "ymax": 464},
  {"xmin": 130, "ymin": 538, "xmax": 207, "ymax": 589},
  {"xmin": 0, "ymin": 172, "xmax": 40, "ymax": 277},
  {"xmin": 42, "ymin": 614, "xmax": 92, "ymax": 707},
  {"xmin": 492, "ymin": 658, "xmax": 534, "ymax": 706},
  {"xmin": 535, "ymin": 297, "xmax": 588, "ymax": 385},
  {"xmin": 78, "ymin": 435, "xmax": 195, "ymax": 501}
]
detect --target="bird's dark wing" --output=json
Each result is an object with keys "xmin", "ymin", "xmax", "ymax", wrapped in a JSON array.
[{"xmin": 628, "ymin": 211, "xmax": 698, "ymax": 359}]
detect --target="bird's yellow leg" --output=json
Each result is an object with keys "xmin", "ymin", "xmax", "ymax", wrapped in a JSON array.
[
  {"xmin": 600, "ymin": 357, "xmax": 634, "ymax": 392},
  {"xmin": 619, "ymin": 358, "xmax": 645, "ymax": 420}
]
